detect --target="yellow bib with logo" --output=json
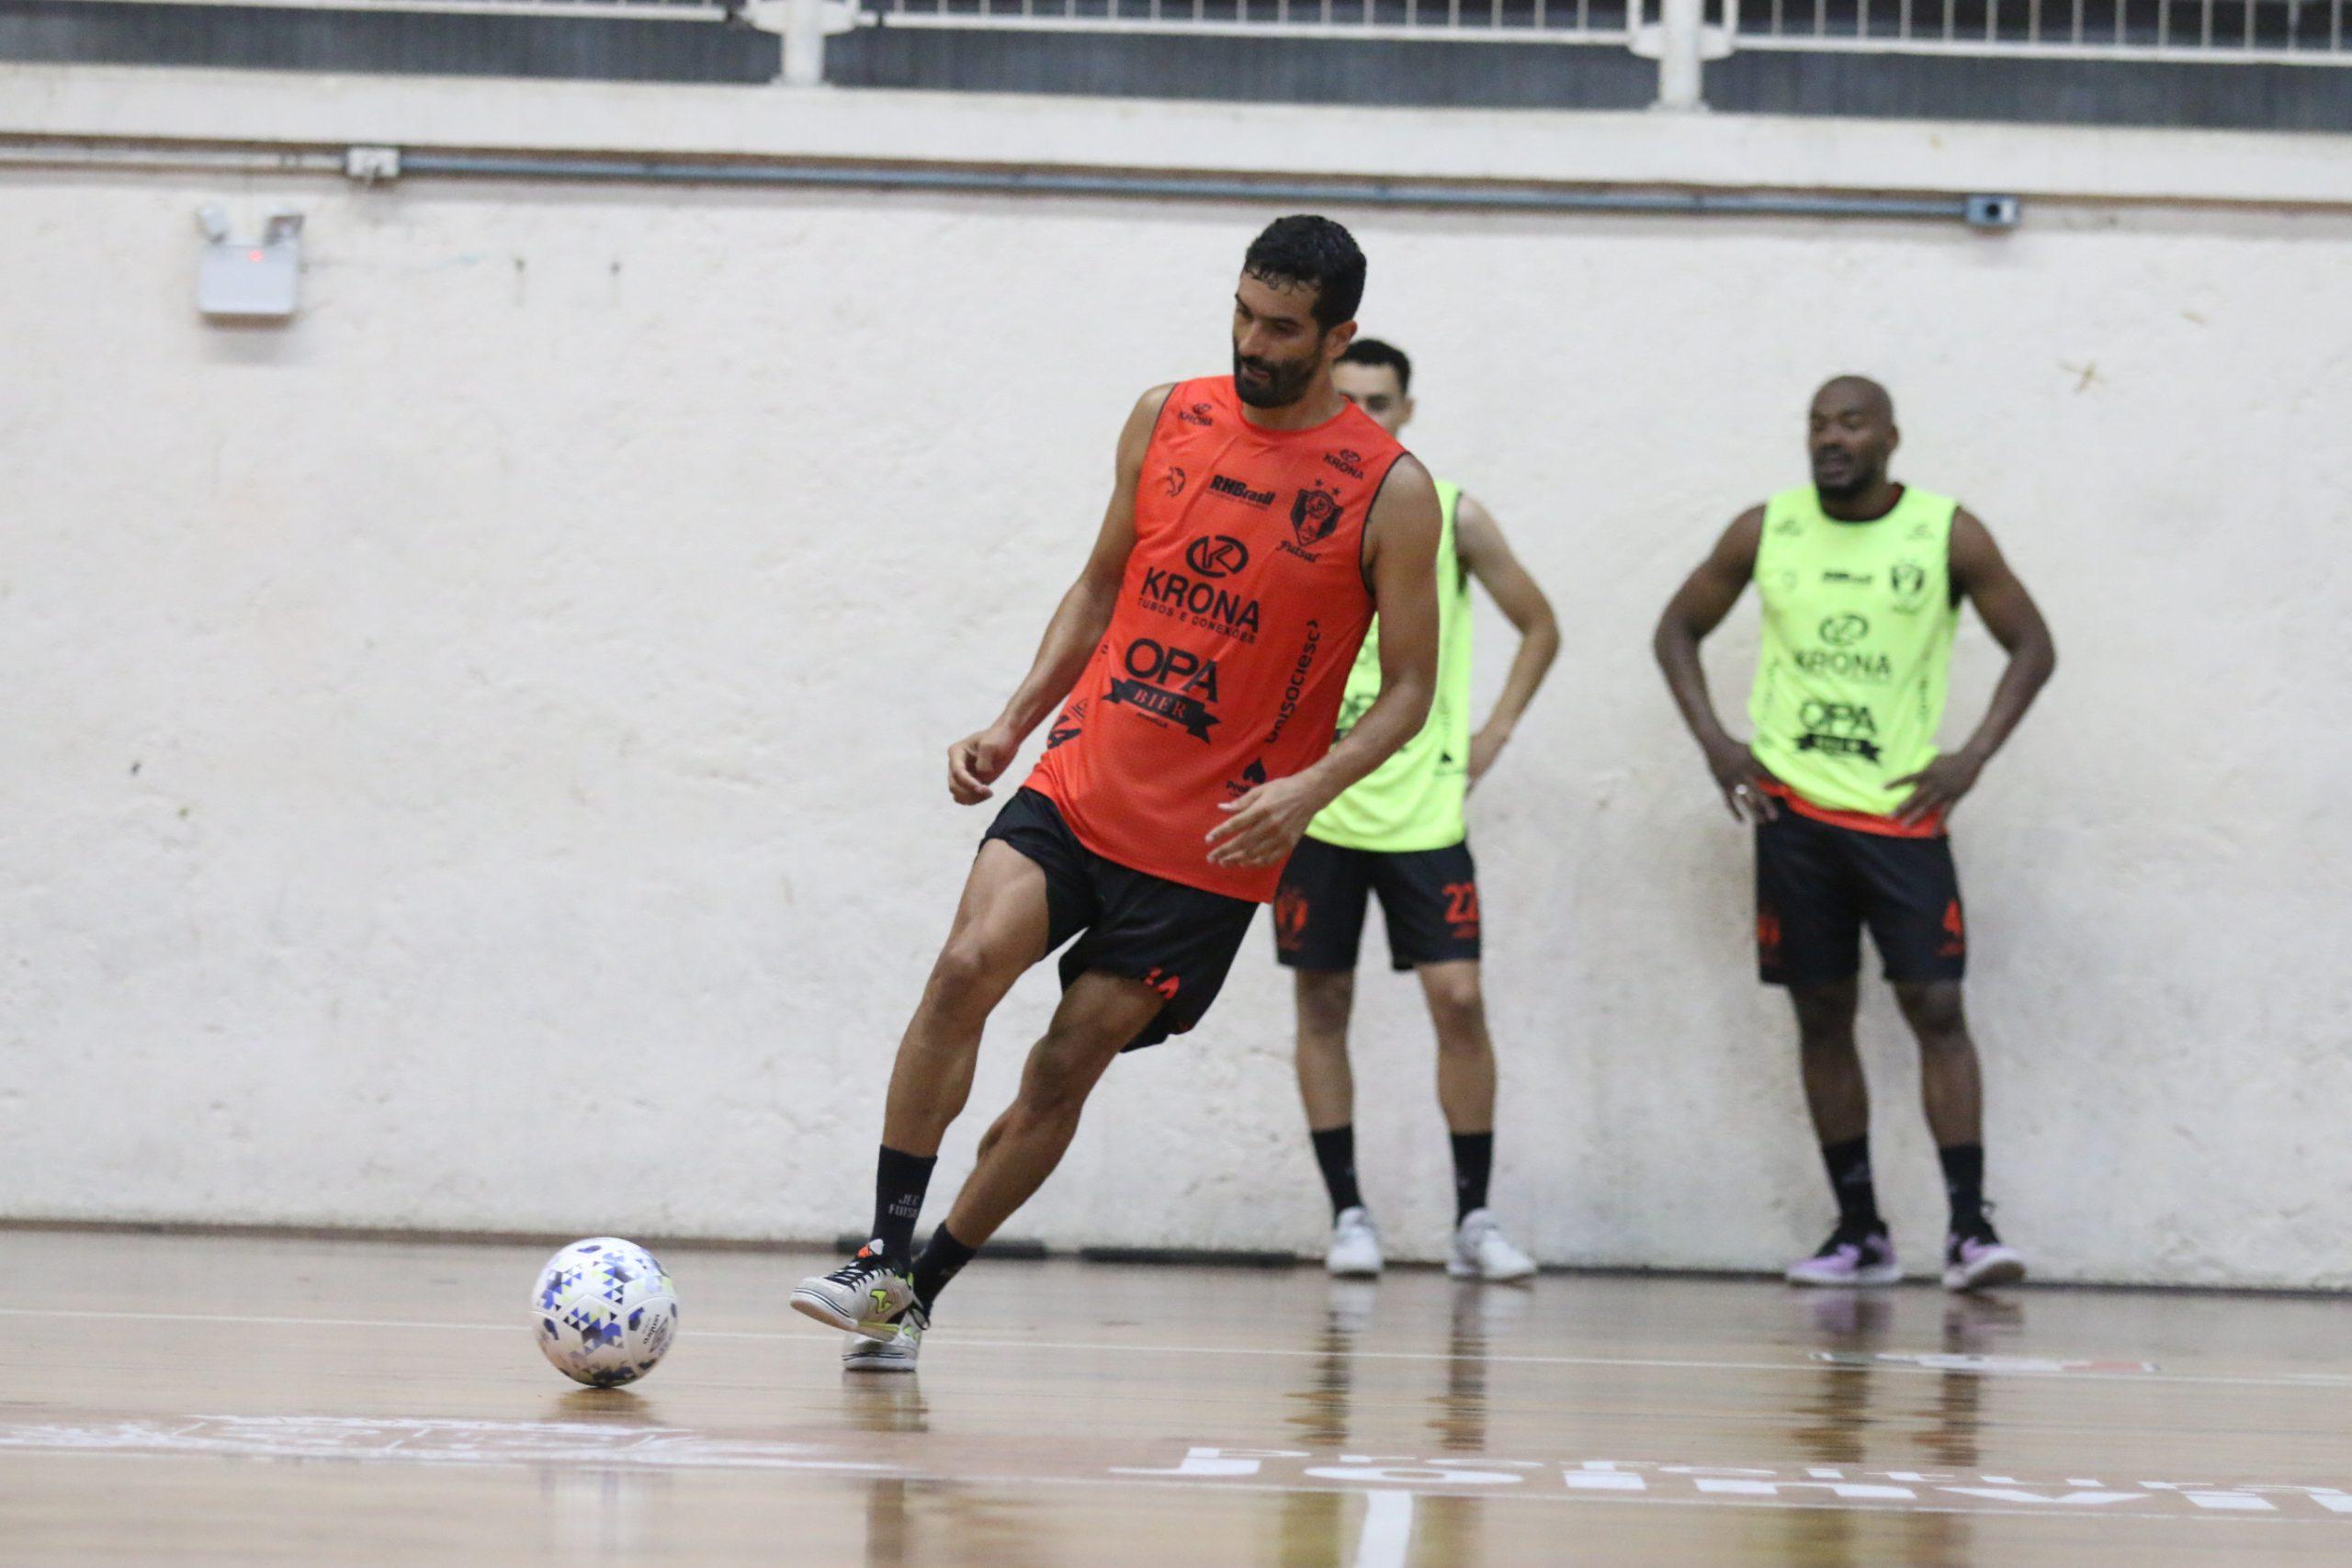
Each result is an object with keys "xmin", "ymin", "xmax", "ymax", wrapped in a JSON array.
[
  {"xmin": 1307, "ymin": 480, "xmax": 1473, "ymax": 852},
  {"xmin": 1749, "ymin": 485, "xmax": 1959, "ymax": 818}
]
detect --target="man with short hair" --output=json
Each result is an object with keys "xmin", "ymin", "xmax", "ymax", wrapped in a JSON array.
[
  {"xmin": 790, "ymin": 217, "xmax": 1445, "ymax": 1368},
  {"xmin": 1653, "ymin": 376, "xmax": 2056, "ymax": 1292},
  {"xmin": 1274, "ymin": 338, "xmax": 1560, "ymax": 1281}
]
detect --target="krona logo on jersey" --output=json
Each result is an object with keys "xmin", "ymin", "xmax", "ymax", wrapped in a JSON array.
[
  {"xmin": 1106, "ymin": 637, "xmax": 1222, "ymax": 741},
  {"xmin": 1795, "ymin": 613, "xmax": 1892, "ymax": 682},
  {"xmin": 1140, "ymin": 536, "xmax": 1262, "ymax": 643}
]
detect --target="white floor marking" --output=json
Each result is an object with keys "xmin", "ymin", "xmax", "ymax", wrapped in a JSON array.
[
  {"xmin": 3, "ymin": 1305, "xmax": 2347, "ymax": 1392},
  {"xmin": 3, "ymin": 1437, "xmax": 2344, "ymax": 1530},
  {"xmin": 1352, "ymin": 1489, "xmax": 1416, "ymax": 1568}
]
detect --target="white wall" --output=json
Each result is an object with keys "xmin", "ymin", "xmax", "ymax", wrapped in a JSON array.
[{"xmin": 3, "ymin": 68, "xmax": 2349, "ymax": 1286}]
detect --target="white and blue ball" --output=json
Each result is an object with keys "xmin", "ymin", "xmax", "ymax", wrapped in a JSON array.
[{"xmin": 530, "ymin": 1236, "xmax": 679, "ymax": 1387}]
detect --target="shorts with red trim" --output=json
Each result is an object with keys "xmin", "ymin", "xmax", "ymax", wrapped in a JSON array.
[
  {"xmin": 982, "ymin": 788, "xmax": 1257, "ymax": 1051},
  {"xmin": 1756, "ymin": 808, "xmax": 1966, "ymax": 988},
  {"xmin": 1272, "ymin": 834, "xmax": 1481, "ymax": 973}
]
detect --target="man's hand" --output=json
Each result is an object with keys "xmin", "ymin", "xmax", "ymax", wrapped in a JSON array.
[
  {"xmin": 946, "ymin": 724, "xmax": 1021, "ymax": 806},
  {"xmin": 1466, "ymin": 724, "xmax": 1510, "ymax": 790},
  {"xmin": 1204, "ymin": 773, "xmax": 1329, "ymax": 870},
  {"xmin": 1704, "ymin": 733, "xmax": 1781, "ymax": 823},
  {"xmin": 1890, "ymin": 748, "xmax": 1984, "ymax": 828}
]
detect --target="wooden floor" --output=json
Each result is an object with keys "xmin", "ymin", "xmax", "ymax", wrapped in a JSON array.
[{"xmin": 4, "ymin": 1231, "xmax": 2349, "ymax": 1565}]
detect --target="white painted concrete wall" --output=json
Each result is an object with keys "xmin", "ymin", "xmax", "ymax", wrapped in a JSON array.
[{"xmin": 2, "ymin": 68, "xmax": 2347, "ymax": 1286}]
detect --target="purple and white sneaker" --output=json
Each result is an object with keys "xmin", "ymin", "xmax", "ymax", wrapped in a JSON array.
[
  {"xmin": 1786, "ymin": 1226, "xmax": 1902, "ymax": 1287},
  {"xmin": 1942, "ymin": 1219, "xmax": 2026, "ymax": 1292}
]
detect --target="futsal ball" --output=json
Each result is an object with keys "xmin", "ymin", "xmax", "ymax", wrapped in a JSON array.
[{"xmin": 530, "ymin": 1236, "xmax": 679, "ymax": 1387}]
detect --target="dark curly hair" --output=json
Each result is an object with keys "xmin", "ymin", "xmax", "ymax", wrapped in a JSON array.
[{"xmin": 1242, "ymin": 215, "xmax": 1366, "ymax": 333}]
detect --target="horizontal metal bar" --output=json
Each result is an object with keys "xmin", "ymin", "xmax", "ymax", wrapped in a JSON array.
[
  {"xmin": 393, "ymin": 150, "xmax": 2002, "ymax": 224},
  {"xmin": 62, "ymin": 0, "xmax": 730, "ymax": 18},
  {"xmin": 0, "ymin": 141, "xmax": 348, "ymax": 175}
]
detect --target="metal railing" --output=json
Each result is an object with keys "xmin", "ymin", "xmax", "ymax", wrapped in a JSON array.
[
  {"xmin": 45, "ymin": 0, "xmax": 2352, "ymax": 91},
  {"xmin": 858, "ymin": 0, "xmax": 1634, "ymax": 44},
  {"xmin": 1727, "ymin": 0, "xmax": 2349, "ymax": 63},
  {"xmin": 859, "ymin": 0, "xmax": 2347, "ymax": 61}
]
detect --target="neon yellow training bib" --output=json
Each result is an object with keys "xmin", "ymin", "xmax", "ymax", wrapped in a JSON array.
[
  {"xmin": 1308, "ymin": 479, "xmax": 1474, "ymax": 853},
  {"xmin": 1749, "ymin": 484, "xmax": 1960, "ymax": 818}
]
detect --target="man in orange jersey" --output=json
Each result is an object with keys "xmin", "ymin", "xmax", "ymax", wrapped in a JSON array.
[{"xmin": 791, "ymin": 217, "xmax": 1444, "ymax": 1371}]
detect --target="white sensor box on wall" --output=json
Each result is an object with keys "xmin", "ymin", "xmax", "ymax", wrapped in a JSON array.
[{"xmin": 197, "ymin": 208, "xmax": 303, "ymax": 321}]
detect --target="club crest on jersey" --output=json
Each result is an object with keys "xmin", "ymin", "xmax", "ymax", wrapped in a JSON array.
[
  {"xmin": 1291, "ymin": 485, "xmax": 1344, "ymax": 550},
  {"xmin": 1890, "ymin": 558, "xmax": 1929, "ymax": 611}
]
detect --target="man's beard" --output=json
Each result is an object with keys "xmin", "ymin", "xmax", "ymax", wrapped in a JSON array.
[
  {"xmin": 1811, "ymin": 457, "xmax": 1879, "ymax": 500},
  {"xmin": 1233, "ymin": 347, "xmax": 1318, "ymax": 410}
]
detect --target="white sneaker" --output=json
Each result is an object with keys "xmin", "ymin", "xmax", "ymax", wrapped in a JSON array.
[
  {"xmin": 1325, "ymin": 1207, "xmax": 1384, "ymax": 1278},
  {"xmin": 842, "ymin": 1304, "xmax": 926, "ymax": 1373},
  {"xmin": 791, "ymin": 1242, "xmax": 916, "ymax": 1342},
  {"xmin": 1447, "ymin": 1209, "xmax": 1537, "ymax": 1282}
]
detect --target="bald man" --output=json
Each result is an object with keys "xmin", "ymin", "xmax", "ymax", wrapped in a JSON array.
[{"xmin": 1653, "ymin": 377, "xmax": 2056, "ymax": 1292}]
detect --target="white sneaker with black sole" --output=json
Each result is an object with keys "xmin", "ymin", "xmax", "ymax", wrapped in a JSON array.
[
  {"xmin": 1325, "ymin": 1207, "xmax": 1384, "ymax": 1278},
  {"xmin": 791, "ymin": 1241, "xmax": 917, "ymax": 1342},
  {"xmin": 1447, "ymin": 1209, "xmax": 1538, "ymax": 1282},
  {"xmin": 842, "ymin": 1303, "xmax": 928, "ymax": 1373}
]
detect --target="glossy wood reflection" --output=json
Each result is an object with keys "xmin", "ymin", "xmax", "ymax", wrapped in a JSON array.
[{"xmin": 2, "ymin": 1230, "xmax": 2346, "ymax": 1566}]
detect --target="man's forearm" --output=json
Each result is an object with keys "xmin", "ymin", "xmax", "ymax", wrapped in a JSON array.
[
  {"xmin": 1481, "ymin": 622, "xmax": 1559, "ymax": 737},
  {"xmin": 995, "ymin": 580, "xmax": 1119, "ymax": 738},
  {"xmin": 1957, "ymin": 641, "xmax": 2054, "ymax": 762},
  {"xmin": 1297, "ymin": 672, "xmax": 1434, "ymax": 807},
  {"xmin": 1655, "ymin": 627, "xmax": 1734, "ymax": 750}
]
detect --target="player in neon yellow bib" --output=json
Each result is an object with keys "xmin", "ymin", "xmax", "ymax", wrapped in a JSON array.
[
  {"xmin": 1272, "ymin": 339, "xmax": 1561, "ymax": 1281},
  {"xmin": 1656, "ymin": 376, "xmax": 2056, "ymax": 1294}
]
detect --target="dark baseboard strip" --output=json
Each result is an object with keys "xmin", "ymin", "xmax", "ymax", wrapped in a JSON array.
[{"xmin": 1078, "ymin": 1246, "xmax": 1299, "ymax": 1269}]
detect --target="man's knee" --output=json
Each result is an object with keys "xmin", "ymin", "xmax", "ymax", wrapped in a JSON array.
[
  {"xmin": 1017, "ymin": 1018, "xmax": 1127, "ymax": 1118},
  {"xmin": 1894, "ymin": 981, "xmax": 1969, "ymax": 1049},
  {"xmin": 1295, "ymin": 969, "xmax": 1356, "ymax": 1040},
  {"xmin": 927, "ymin": 938, "xmax": 1012, "ymax": 1011},
  {"xmin": 1791, "ymin": 979, "xmax": 1860, "ymax": 1048},
  {"xmin": 1420, "ymin": 964, "xmax": 1487, "ymax": 1047}
]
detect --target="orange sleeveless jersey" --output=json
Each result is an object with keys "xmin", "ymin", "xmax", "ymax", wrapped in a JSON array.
[{"xmin": 1026, "ymin": 377, "xmax": 1410, "ymax": 903}]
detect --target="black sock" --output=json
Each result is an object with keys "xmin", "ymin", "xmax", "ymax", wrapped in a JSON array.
[
  {"xmin": 1310, "ymin": 1125, "xmax": 1363, "ymax": 1218},
  {"xmin": 870, "ymin": 1145, "xmax": 936, "ymax": 1262},
  {"xmin": 1820, "ymin": 1135, "xmax": 1883, "ymax": 1234},
  {"xmin": 1450, "ymin": 1132, "xmax": 1494, "ymax": 1224},
  {"xmin": 910, "ymin": 1224, "xmax": 977, "ymax": 1307},
  {"xmin": 1939, "ymin": 1143, "xmax": 1986, "ymax": 1231}
]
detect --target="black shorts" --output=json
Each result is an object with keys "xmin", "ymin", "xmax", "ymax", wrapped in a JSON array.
[
  {"xmin": 1272, "ymin": 834, "xmax": 1482, "ymax": 973},
  {"xmin": 1756, "ymin": 809, "xmax": 1967, "ymax": 989},
  {"xmin": 981, "ymin": 789, "xmax": 1258, "ymax": 1052}
]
